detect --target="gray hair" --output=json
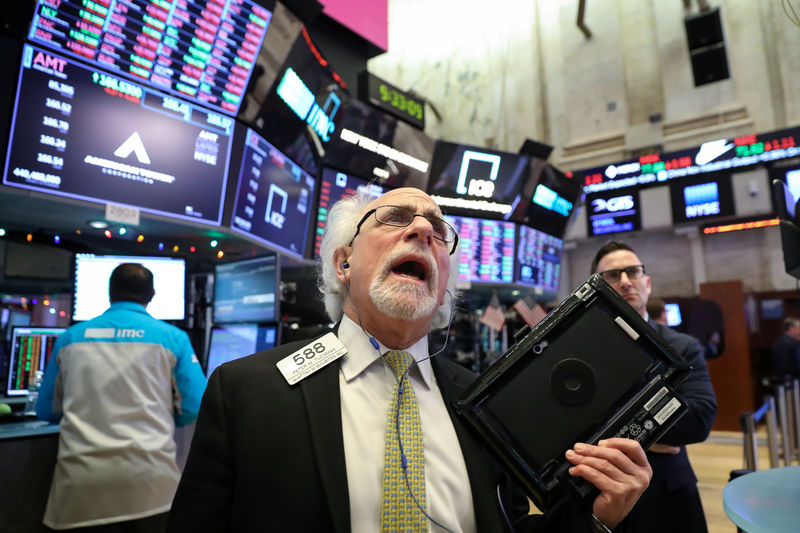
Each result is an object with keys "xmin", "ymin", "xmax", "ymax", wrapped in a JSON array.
[{"xmin": 317, "ymin": 191, "xmax": 459, "ymax": 329}]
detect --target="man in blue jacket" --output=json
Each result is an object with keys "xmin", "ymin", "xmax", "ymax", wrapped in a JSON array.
[
  {"xmin": 591, "ymin": 241, "xmax": 717, "ymax": 533},
  {"xmin": 37, "ymin": 263, "xmax": 207, "ymax": 532}
]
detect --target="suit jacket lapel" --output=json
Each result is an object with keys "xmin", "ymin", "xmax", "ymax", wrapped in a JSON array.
[{"xmin": 301, "ymin": 356, "xmax": 350, "ymax": 533}]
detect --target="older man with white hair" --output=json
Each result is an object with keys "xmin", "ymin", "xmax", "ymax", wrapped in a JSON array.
[{"xmin": 168, "ymin": 187, "xmax": 652, "ymax": 533}]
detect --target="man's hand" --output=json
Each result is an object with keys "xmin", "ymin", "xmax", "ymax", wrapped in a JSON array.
[
  {"xmin": 565, "ymin": 438, "xmax": 652, "ymax": 529},
  {"xmin": 648, "ymin": 443, "xmax": 680, "ymax": 454}
]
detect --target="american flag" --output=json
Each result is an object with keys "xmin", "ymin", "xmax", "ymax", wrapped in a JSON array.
[
  {"xmin": 480, "ymin": 292, "xmax": 506, "ymax": 332},
  {"xmin": 513, "ymin": 296, "xmax": 548, "ymax": 327}
]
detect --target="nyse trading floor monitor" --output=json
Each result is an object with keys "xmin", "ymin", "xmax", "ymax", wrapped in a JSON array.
[{"xmin": 5, "ymin": 327, "xmax": 65, "ymax": 396}]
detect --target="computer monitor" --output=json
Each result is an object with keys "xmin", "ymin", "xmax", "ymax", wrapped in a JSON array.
[
  {"xmin": 5, "ymin": 327, "xmax": 65, "ymax": 396},
  {"xmin": 213, "ymin": 254, "xmax": 279, "ymax": 324},
  {"xmin": 73, "ymin": 254, "xmax": 186, "ymax": 321},
  {"xmin": 664, "ymin": 303, "xmax": 683, "ymax": 327},
  {"xmin": 515, "ymin": 225, "xmax": 562, "ymax": 294},
  {"xmin": 205, "ymin": 323, "xmax": 277, "ymax": 377},
  {"xmin": 670, "ymin": 173, "xmax": 735, "ymax": 224},
  {"xmin": 445, "ymin": 215, "xmax": 516, "ymax": 283}
]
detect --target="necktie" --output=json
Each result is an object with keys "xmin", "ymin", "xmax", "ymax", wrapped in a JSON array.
[{"xmin": 381, "ymin": 350, "xmax": 428, "ymax": 532}]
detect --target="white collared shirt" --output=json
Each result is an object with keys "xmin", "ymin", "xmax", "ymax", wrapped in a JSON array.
[{"xmin": 338, "ymin": 315, "xmax": 476, "ymax": 533}]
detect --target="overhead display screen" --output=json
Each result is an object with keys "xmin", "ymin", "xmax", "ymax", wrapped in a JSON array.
[
  {"xmin": 248, "ymin": 29, "xmax": 348, "ymax": 175},
  {"xmin": 578, "ymin": 126, "xmax": 800, "ymax": 194},
  {"xmin": 324, "ymin": 99, "xmax": 434, "ymax": 190},
  {"xmin": 313, "ymin": 167, "xmax": 385, "ymax": 257},
  {"xmin": 515, "ymin": 225, "xmax": 562, "ymax": 294},
  {"xmin": 445, "ymin": 215, "xmax": 515, "ymax": 283},
  {"xmin": 428, "ymin": 141, "xmax": 530, "ymax": 220},
  {"xmin": 3, "ymin": 44, "xmax": 233, "ymax": 224},
  {"xmin": 585, "ymin": 189, "xmax": 642, "ymax": 237},
  {"xmin": 231, "ymin": 128, "xmax": 316, "ymax": 258},
  {"xmin": 670, "ymin": 173, "xmax": 735, "ymax": 224},
  {"xmin": 28, "ymin": 0, "xmax": 271, "ymax": 116},
  {"xmin": 517, "ymin": 164, "xmax": 583, "ymax": 238}
]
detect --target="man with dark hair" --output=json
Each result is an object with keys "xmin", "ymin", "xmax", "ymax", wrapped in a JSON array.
[
  {"xmin": 591, "ymin": 241, "xmax": 717, "ymax": 533},
  {"xmin": 645, "ymin": 297, "xmax": 667, "ymax": 325},
  {"xmin": 168, "ymin": 189, "xmax": 653, "ymax": 532},
  {"xmin": 37, "ymin": 263, "xmax": 207, "ymax": 532},
  {"xmin": 770, "ymin": 316, "xmax": 800, "ymax": 380}
]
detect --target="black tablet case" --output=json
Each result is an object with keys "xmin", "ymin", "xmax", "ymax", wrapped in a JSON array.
[{"xmin": 455, "ymin": 274, "xmax": 692, "ymax": 511}]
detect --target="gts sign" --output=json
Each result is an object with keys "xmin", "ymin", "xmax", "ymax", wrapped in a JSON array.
[
  {"xmin": 456, "ymin": 151, "xmax": 501, "ymax": 198},
  {"xmin": 591, "ymin": 195, "xmax": 634, "ymax": 214}
]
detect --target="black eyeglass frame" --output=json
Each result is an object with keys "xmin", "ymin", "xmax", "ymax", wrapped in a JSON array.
[
  {"xmin": 597, "ymin": 264, "xmax": 646, "ymax": 284},
  {"xmin": 349, "ymin": 205, "xmax": 459, "ymax": 255}
]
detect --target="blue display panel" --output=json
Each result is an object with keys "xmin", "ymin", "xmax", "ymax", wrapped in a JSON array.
[
  {"xmin": 231, "ymin": 128, "xmax": 317, "ymax": 258},
  {"xmin": 664, "ymin": 303, "xmax": 683, "ymax": 327},
  {"xmin": 585, "ymin": 189, "xmax": 642, "ymax": 237},
  {"xmin": 74, "ymin": 254, "xmax": 186, "ymax": 321},
  {"xmin": 213, "ymin": 254, "xmax": 278, "ymax": 324},
  {"xmin": 313, "ymin": 168, "xmax": 385, "ymax": 257},
  {"xmin": 205, "ymin": 323, "xmax": 276, "ymax": 377},
  {"xmin": 28, "ymin": 0, "xmax": 272, "ymax": 116},
  {"xmin": 5, "ymin": 327, "xmax": 65, "ymax": 396},
  {"xmin": 445, "ymin": 216, "xmax": 515, "ymax": 283},
  {"xmin": 3, "ymin": 44, "xmax": 233, "ymax": 224},
  {"xmin": 669, "ymin": 173, "xmax": 735, "ymax": 224},
  {"xmin": 515, "ymin": 225, "xmax": 562, "ymax": 293},
  {"xmin": 428, "ymin": 141, "xmax": 530, "ymax": 220},
  {"xmin": 517, "ymin": 164, "xmax": 583, "ymax": 238}
]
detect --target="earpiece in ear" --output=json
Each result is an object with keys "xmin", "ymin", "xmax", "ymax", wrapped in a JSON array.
[{"xmin": 340, "ymin": 262, "xmax": 350, "ymax": 274}]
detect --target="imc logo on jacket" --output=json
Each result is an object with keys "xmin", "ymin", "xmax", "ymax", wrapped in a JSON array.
[{"xmin": 84, "ymin": 328, "xmax": 145, "ymax": 339}]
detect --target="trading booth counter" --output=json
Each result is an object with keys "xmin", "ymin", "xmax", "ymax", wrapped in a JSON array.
[{"xmin": 0, "ymin": 418, "xmax": 60, "ymax": 533}]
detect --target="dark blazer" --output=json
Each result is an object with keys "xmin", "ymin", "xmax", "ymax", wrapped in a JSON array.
[
  {"xmin": 623, "ymin": 321, "xmax": 717, "ymax": 533},
  {"xmin": 771, "ymin": 333, "xmax": 800, "ymax": 378},
  {"xmin": 167, "ymin": 335, "xmax": 598, "ymax": 533}
]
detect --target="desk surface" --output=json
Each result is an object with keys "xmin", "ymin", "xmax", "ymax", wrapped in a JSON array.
[
  {"xmin": 723, "ymin": 465, "xmax": 800, "ymax": 533},
  {"xmin": 0, "ymin": 418, "xmax": 59, "ymax": 440}
]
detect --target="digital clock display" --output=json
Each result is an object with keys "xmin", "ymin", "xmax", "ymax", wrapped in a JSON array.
[{"xmin": 360, "ymin": 71, "xmax": 424, "ymax": 130}]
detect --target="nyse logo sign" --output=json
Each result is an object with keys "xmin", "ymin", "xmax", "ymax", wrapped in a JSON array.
[
  {"xmin": 456, "ymin": 151, "xmax": 501, "ymax": 198},
  {"xmin": 266, "ymin": 184, "xmax": 288, "ymax": 229},
  {"xmin": 591, "ymin": 195, "xmax": 634, "ymax": 214}
]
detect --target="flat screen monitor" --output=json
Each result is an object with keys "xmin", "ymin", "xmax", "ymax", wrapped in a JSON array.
[
  {"xmin": 445, "ymin": 215, "xmax": 515, "ymax": 283},
  {"xmin": 428, "ymin": 141, "xmax": 530, "ymax": 220},
  {"xmin": 3, "ymin": 44, "xmax": 233, "ymax": 225},
  {"xmin": 664, "ymin": 303, "xmax": 683, "ymax": 327},
  {"xmin": 515, "ymin": 225, "xmax": 562, "ymax": 294},
  {"xmin": 517, "ymin": 163, "xmax": 583, "ymax": 238},
  {"xmin": 313, "ymin": 167, "xmax": 386, "ymax": 257},
  {"xmin": 73, "ymin": 254, "xmax": 186, "ymax": 321},
  {"xmin": 670, "ymin": 173, "xmax": 735, "ymax": 224},
  {"xmin": 28, "ymin": 0, "xmax": 272, "ymax": 116},
  {"xmin": 230, "ymin": 128, "xmax": 317, "ymax": 258},
  {"xmin": 213, "ymin": 254, "xmax": 279, "ymax": 324},
  {"xmin": 247, "ymin": 29, "xmax": 349, "ymax": 175},
  {"xmin": 323, "ymin": 99, "xmax": 435, "ymax": 190},
  {"xmin": 6, "ymin": 327, "xmax": 65, "ymax": 396},
  {"xmin": 584, "ymin": 189, "xmax": 642, "ymax": 237},
  {"xmin": 205, "ymin": 323, "xmax": 277, "ymax": 377}
]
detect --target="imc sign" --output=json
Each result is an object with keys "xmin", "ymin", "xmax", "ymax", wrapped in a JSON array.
[{"xmin": 456, "ymin": 150, "xmax": 501, "ymax": 198}]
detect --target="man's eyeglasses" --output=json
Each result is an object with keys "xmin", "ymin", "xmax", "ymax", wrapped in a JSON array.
[
  {"xmin": 350, "ymin": 205, "xmax": 459, "ymax": 255},
  {"xmin": 598, "ymin": 264, "xmax": 646, "ymax": 284}
]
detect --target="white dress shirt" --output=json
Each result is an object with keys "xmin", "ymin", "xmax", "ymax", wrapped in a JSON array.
[{"xmin": 338, "ymin": 315, "xmax": 477, "ymax": 533}]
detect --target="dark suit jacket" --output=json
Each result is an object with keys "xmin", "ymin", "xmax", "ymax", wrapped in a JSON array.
[
  {"xmin": 167, "ymin": 335, "xmax": 598, "ymax": 533},
  {"xmin": 623, "ymin": 321, "xmax": 717, "ymax": 533},
  {"xmin": 771, "ymin": 333, "xmax": 800, "ymax": 378}
]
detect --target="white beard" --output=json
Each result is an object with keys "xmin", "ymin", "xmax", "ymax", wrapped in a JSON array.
[{"xmin": 369, "ymin": 247, "xmax": 439, "ymax": 321}]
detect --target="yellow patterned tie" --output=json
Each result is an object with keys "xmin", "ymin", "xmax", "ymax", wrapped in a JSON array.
[{"xmin": 381, "ymin": 350, "xmax": 428, "ymax": 532}]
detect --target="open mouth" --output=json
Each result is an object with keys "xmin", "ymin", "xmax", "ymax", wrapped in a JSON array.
[{"xmin": 391, "ymin": 259, "xmax": 428, "ymax": 281}]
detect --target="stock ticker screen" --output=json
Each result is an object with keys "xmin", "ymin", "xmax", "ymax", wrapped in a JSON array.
[
  {"xmin": 446, "ymin": 216, "xmax": 515, "ymax": 283},
  {"xmin": 515, "ymin": 225, "xmax": 562, "ymax": 294},
  {"xmin": 3, "ymin": 44, "xmax": 233, "ymax": 224},
  {"xmin": 313, "ymin": 168, "xmax": 385, "ymax": 257},
  {"xmin": 6, "ymin": 327, "xmax": 65, "ymax": 396},
  {"xmin": 28, "ymin": 0, "xmax": 271, "ymax": 115},
  {"xmin": 231, "ymin": 128, "xmax": 316, "ymax": 258}
]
